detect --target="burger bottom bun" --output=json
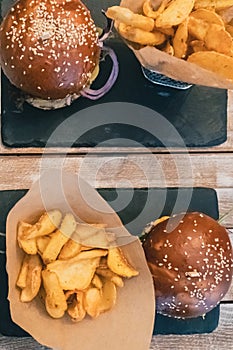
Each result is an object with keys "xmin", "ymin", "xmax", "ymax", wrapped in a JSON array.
[{"xmin": 26, "ymin": 93, "xmax": 80, "ymax": 110}]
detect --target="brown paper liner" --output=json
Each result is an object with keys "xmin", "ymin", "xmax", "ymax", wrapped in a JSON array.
[
  {"xmin": 6, "ymin": 170, "xmax": 155, "ymax": 350},
  {"xmin": 119, "ymin": 0, "xmax": 233, "ymax": 89}
]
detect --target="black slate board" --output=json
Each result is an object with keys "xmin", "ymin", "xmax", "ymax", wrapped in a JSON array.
[
  {"xmin": 1, "ymin": 40, "xmax": 227, "ymax": 148},
  {"xmin": 0, "ymin": 187, "xmax": 220, "ymax": 337}
]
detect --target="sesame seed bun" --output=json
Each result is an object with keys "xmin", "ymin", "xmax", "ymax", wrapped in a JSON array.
[
  {"xmin": 142, "ymin": 212, "xmax": 233, "ymax": 319},
  {"xmin": 0, "ymin": 0, "xmax": 100, "ymax": 100}
]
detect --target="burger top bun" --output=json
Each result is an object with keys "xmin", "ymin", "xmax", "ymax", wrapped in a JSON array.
[
  {"xmin": 142, "ymin": 212, "xmax": 233, "ymax": 319},
  {"xmin": 0, "ymin": 0, "xmax": 100, "ymax": 99}
]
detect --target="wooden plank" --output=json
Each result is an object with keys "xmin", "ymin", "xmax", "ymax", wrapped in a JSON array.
[
  {"xmin": 0, "ymin": 153, "xmax": 233, "ymax": 189},
  {"xmin": 0, "ymin": 304, "xmax": 232, "ymax": 349}
]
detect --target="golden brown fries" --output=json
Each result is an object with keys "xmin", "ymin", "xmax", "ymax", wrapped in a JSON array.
[
  {"xmin": 155, "ymin": 0, "xmax": 195, "ymax": 28},
  {"xmin": 59, "ymin": 238, "xmax": 82, "ymax": 260},
  {"xmin": 190, "ymin": 8, "xmax": 225, "ymax": 25},
  {"xmin": 106, "ymin": 1, "xmax": 233, "ymax": 81},
  {"xmin": 107, "ymin": 247, "xmax": 139, "ymax": 278},
  {"xmin": 16, "ymin": 210, "xmax": 139, "ymax": 322},
  {"xmin": 19, "ymin": 210, "xmax": 62, "ymax": 240},
  {"xmin": 17, "ymin": 222, "xmax": 38, "ymax": 255},
  {"xmin": 98, "ymin": 280, "xmax": 117, "ymax": 313},
  {"xmin": 173, "ymin": 18, "xmax": 189, "ymax": 58},
  {"xmin": 47, "ymin": 256, "xmax": 103, "ymax": 290},
  {"xmin": 42, "ymin": 270, "xmax": 67, "ymax": 319},
  {"xmin": 187, "ymin": 51, "xmax": 233, "ymax": 80},
  {"xmin": 67, "ymin": 290, "xmax": 86, "ymax": 322},
  {"xmin": 143, "ymin": 0, "xmax": 170, "ymax": 19},
  {"xmin": 42, "ymin": 213, "xmax": 76, "ymax": 264},
  {"xmin": 105, "ymin": 6, "xmax": 154, "ymax": 31},
  {"xmin": 194, "ymin": 0, "xmax": 233, "ymax": 10},
  {"xmin": 117, "ymin": 22, "xmax": 166, "ymax": 46},
  {"xmin": 17, "ymin": 254, "xmax": 42, "ymax": 302}
]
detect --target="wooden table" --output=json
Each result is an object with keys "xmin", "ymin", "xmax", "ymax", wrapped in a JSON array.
[{"xmin": 0, "ymin": 1, "xmax": 232, "ymax": 349}]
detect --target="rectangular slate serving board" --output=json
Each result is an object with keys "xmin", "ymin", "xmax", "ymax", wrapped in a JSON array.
[
  {"xmin": 0, "ymin": 187, "xmax": 220, "ymax": 337},
  {"xmin": 0, "ymin": 0, "xmax": 228, "ymax": 148},
  {"xmin": 1, "ymin": 40, "xmax": 227, "ymax": 148}
]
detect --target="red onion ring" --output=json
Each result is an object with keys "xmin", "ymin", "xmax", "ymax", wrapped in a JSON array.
[{"xmin": 80, "ymin": 46, "xmax": 119, "ymax": 100}]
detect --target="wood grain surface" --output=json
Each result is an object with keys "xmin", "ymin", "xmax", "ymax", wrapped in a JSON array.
[{"xmin": 0, "ymin": 28, "xmax": 232, "ymax": 349}]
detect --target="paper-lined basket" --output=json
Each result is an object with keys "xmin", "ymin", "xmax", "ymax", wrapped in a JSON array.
[
  {"xmin": 117, "ymin": 0, "xmax": 233, "ymax": 90},
  {"xmin": 6, "ymin": 170, "xmax": 155, "ymax": 350}
]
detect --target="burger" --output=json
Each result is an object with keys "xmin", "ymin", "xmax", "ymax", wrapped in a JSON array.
[
  {"xmin": 142, "ymin": 212, "xmax": 233, "ymax": 319},
  {"xmin": 0, "ymin": 0, "xmax": 118, "ymax": 109}
]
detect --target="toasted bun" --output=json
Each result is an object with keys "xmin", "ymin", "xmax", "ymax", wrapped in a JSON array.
[
  {"xmin": 143, "ymin": 212, "xmax": 233, "ymax": 318},
  {"xmin": 0, "ymin": 0, "xmax": 100, "ymax": 99}
]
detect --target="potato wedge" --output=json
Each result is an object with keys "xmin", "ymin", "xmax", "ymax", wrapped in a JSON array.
[
  {"xmin": 42, "ymin": 213, "xmax": 76, "ymax": 264},
  {"xmin": 47, "ymin": 257, "xmax": 101, "ymax": 290},
  {"xmin": 156, "ymin": 0, "xmax": 195, "ymax": 28},
  {"xmin": 187, "ymin": 51, "xmax": 233, "ymax": 80},
  {"xmin": 59, "ymin": 238, "xmax": 82, "ymax": 260},
  {"xmin": 204, "ymin": 23, "xmax": 232, "ymax": 55},
  {"xmin": 118, "ymin": 22, "xmax": 166, "ymax": 46},
  {"xmin": 17, "ymin": 222, "xmax": 38, "ymax": 255},
  {"xmin": 84, "ymin": 287, "xmax": 101, "ymax": 318},
  {"xmin": 105, "ymin": 6, "xmax": 155, "ymax": 31},
  {"xmin": 107, "ymin": 247, "xmax": 139, "ymax": 278},
  {"xmin": 36, "ymin": 236, "xmax": 51, "ymax": 255},
  {"xmin": 20, "ymin": 255, "xmax": 42, "ymax": 302},
  {"xmin": 190, "ymin": 8, "xmax": 225, "ymax": 26},
  {"xmin": 194, "ymin": 0, "xmax": 233, "ymax": 10},
  {"xmin": 42, "ymin": 270, "xmax": 67, "ymax": 319},
  {"xmin": 188, "ymin": 17, "xmax": 233, "ymax": 55},
  {"xmin": 173, "ymin": 18, "xmax": 189, "ymax": 58},
  {"xmin": 67, "ymin": 291, "xmax": 86, "ymax": 322},
  {"xmin": 99, "ymin": 280, "xmax": 117, "ymax": 313},
  {"xmin": 21, "ymin": 210, "xmax": 62, "ymax": 240},
  {"xmin": 16, "ymin": 254, "xmax": 30, "ymax": 289}
]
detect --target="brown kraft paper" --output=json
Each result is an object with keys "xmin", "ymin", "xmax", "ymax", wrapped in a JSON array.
[{"xmin": 6, "ymin": 169, "xmax": 155, "ymax": 350}]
